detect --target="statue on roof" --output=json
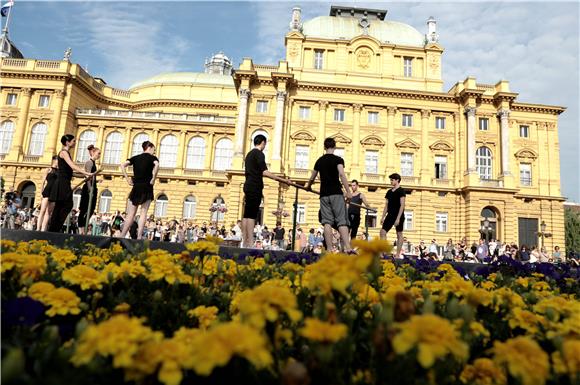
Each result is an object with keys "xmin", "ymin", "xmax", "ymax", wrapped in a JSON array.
[{"xmin": 63, "ymin": 47, "xmax": 72, "ymax": 61}]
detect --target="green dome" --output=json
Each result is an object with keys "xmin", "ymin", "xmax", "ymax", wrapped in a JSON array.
[
  {"xmin": 130, "ymin": 72, "xmax": 234, "ymax": 90},
  {"xmin": 302, "ymin": 16, "xmax": 425, "ymax": 46}
]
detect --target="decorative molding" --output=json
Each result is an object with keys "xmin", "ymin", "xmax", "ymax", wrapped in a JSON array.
[
  {"xmin": 514, "ymin": 148, "xmax": 538, "ymax": 160},
  {"xmin": 353, "ymin": 103, "xmax": 363, "ymax": 112},
  {"xmin": 20, "ymin": 87, "xmax": 32, "ymax": 97},
  {"xmin": 360, "ymin": 135, "xmax": 385, "ymax": 147},
  {"xmin": 290, "ymin": 130, "xmax": 316, "ymax": 141},
  {"xmin": 330, "ymin": 132, "xmax": 352, "ymax": 144},
  {"xmin": 421, "ymin": 109, "xmax": 431, "ymax": 118},
  {"xmin": 318, "ymin": 100, "xmax": 329, "ymax": 110},
  {"xmin": 497, "ymin": 109, "xmax": 510, "ymax": 119},
  {"xmin": 429, "ymin": 140, "xmax": 454, "ymax": 152},
  {"xmin": 387, "ymin": 106, "xmax": 397, "ymax": 116},
  {"xmin": 355, "ymin": 47, "xmax": 372, "ymax": 69},
  {"xmin": 464, "ymin": 107, "xmax": 477, "ymax": 117},
  {"xmin": 239, "ymin": 89, "xmax": 251, "ymax": 98},
  {"xmin": 395, "ymin": 138, "xmax": 420, "ymax": 149}
]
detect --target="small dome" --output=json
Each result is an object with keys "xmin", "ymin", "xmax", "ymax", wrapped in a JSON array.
[
  {"xmin": 302, "ymin": 16, "xmax": 425, "ymax": 47},
  {"xmin": 129, "ymin": 72, "xmax": 234, "ymax": 90}
]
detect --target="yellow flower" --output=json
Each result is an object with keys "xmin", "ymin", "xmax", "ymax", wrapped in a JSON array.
[
  {"xmin": 27, "ymin": 281, "xmax": 56, "ymax": 302},
  {"xmin": 114, "ymin": 303, "xmax": 131, "ymax": 313},
  {"xmin": 127, "ymin": 338, "xmax": 191, "ymax": 385},
  {"xmin": 186, "ymin": 239, "xmax": 220, "ymax": 255},
  {"xmin": 507, "ymin": 308, "xmax": 547, "ymax": 335},
  {"xmin": 532, "ymin": 281, "xmax": 552, "ymax": 293},
  {"xmin": 1, "ymin": 239, "xmax": 16, "ymax": 251},
  {"xmin": 534, "ymin": 296, "xmax": 580, "ymax": 321},
  {"xmin": 306, "ymin": 253, "xmax": 365, "ymax": 296},
  {"xmin": 62, "ymin": 265, "xmax": 106, "ymax": 290},
  {"xmin": 43, "ymin": 287, "xmax": 82, "ymax": 317},
  {"xmin": 299, "ymin": 318, "xmax": 348, "ymax": 343},
  {"xmin": 547, "ymin": 312, "xmax": 580, "ymax": 339},
  {"xmin": 249, "ymin": 257, "xmax": 267, "ymax": 270},
  {"xmin": 50, "ymin": 249, "xmax": 77, "ymax": 268},
  {"xmin": 480, "ymin": 281, "xmax": 497, "ymax": 291},
  {"xmin": 118, "ymin": 260, "xmax": 146, "ymax": 278},
  {"xmin": 20, "ymin": 254, "xmax": 48, "ymax": 281},
  {"xmin": 144, "ymin": 255, "xmax": 192, "ymax": 285},
  {"xmin": 352, "ymin": 238, "xmax": 393, "ymax": 256},
  {"xmin": 492, "ymin": 287, "xmax": 526, "ymax": 312},
  {"xmin": 460, "ymin": 358, "xmax": 507, "ymax": 385},
  {"xmin": 515, "ymin": 277, "xmax": 530, "ymax": 288},
  {"xmin": 80, "ymin": 254, "xmax": 108, "ymax": 268},
  {"xmin": 491, "ymin": 336, "xmax": 549, "ymax": 385},
  {"xmin": 392, "ymin": 314, "xmax": 469, "ymax": 368},
  {"xmin": 187, "ymin": 305, "xmax": 219, "ymax": 329},
  {"xmin": 551, "ymin": 339, "xmax": 580, "ymax": 379}
]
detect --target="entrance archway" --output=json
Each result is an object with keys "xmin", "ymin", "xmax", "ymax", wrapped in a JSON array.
[
  {"xmin": 19, "ymin": 181, "xmax": 36, "ymax": 209},
  {"xmin": 480, "ymin": 206, "xmax": 499, "ymax": 241}
]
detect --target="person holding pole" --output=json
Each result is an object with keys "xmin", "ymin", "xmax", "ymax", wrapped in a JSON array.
[
  {"xmin": 242, "ymin": 134, "xmax": 289, "ymax": 248},
  {"xmin": 348, "ymin": 179, "xmax": 372, "ymax": 240},
  {"xmin": 380, "ymin": 173, "xmax": 406, "ymax": 258},
  {"xmin": 305, "ymin": 137, "xmax": 353, "ymax": 252},
  {"xmin": 119, "ymin": 141, "xmax": 159, "ymax": 240},
  {"xmin": 36, "ymin": 155, "xmax": 58, "ymax": 231},
  {"xmin": 78, "ymin": 145, "xmax": 100, "ymax": 234}
]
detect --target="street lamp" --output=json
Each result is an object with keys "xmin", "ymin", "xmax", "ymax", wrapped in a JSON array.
[{"xmin": 537, "ymin": 220, "xmax": 552, "ymax": 250}]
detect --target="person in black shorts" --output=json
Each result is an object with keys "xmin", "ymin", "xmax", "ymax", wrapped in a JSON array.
[
  {"xmin": 78, "ymin": 144, "xmax": 100, "ymax": 234},
  {"xmin": 242, "ymin": 134, "xmax": 289, "ymax": 248},
  {"xmin": 380, "ymin": 173, "xmax": 406, "ymax": 257},
  {"xmin": 347, "ymin": 179, "xmax": 373, "ymax": 240},
  {"xmin": 37, "ymin": 155, "xmax": 58, "ymax": 231},
  {"xmin": 305, "ymin": 137, "xmax": 353, "ymax": 252},
  {"xmin": 119, "ymin": 140, "xmax": 159, "ymax": 240}
]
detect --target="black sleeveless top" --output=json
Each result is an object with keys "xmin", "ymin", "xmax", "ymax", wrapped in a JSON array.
[
  {"xmin": 49, "ymin": 150, "xmax": 74, "ymax": 202},
  {"xmin": 42, "ymin": 167, "xmax": 58, "ymax": 198},
  {"xmin": 348, "ymin": 193, "xmax": 363, "ymax": 215}
]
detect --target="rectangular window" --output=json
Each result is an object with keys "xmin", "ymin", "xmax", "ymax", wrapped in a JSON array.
[
  {"xmin": 334, "ymin": 109, "xmax": 345, "ymax": 122},
  {"xmin": 401, "ymin": 153, "xmax": 414, "ymax": 176},
  {"xmin": 256, "ymin": 100, "xmax": 268, "ymax": 113},
  {"xmin": 295, "ymin": 204, "xmax": 306, "ymax": 224},
  {"xmin": 314, "ymin": 50, "xmax": 324, "ymax": 70},
  {"xmin": 334, "ymin": 148, "xmax": 345, "ymax": 159},
  {"xmin": 403, "ymin": 57, "xmax": 413, "ymax": 77},
  {"xmin": 365, "ymin": 211, "xmax": 377, "ymax": 229},
  {"xmin": 403, "ymin": 211, "xmax": 414, "ymax": 231},
  {"xmin": 520, "ymin": 163, "xmax": 532, "ymax": 186},
  {"xmin": 479, "ymin": 118, "xmax": 489, "ymax": 131},
  {"xmin": 298, "ymin": 106, "xmax": 311, "ymax": 120},
  {"xmin": 519, "ymin": 125, "xmax": 529, "ymax": 138},
  {"xmin": 402, "ymin": 114, "xmax": 413, "ymax": 127},
  {"xmin": 435, "ymin": 116, "xmax": 446, "ymax": 129},
  {"xmin": 38, "ymin": 95, "xmax": 50, "ymax": 108},
  {"xmin": 368, "ymin": 111, "xmax": 379, "ymax": 125},
  {"xmin": 294, "ymin": 145, "xmax": 309, "ymax": 169},
  {"xmin": 434, "ymin": 155, "xmax": 447, "ymax": 179},
  {"xmin": 365, "ymin": 150, "xmax": 379, "ymax": 174},
  {"xmin": 436, "ymin": 212, "xmax": 448, "ymax": 232},
  {"xmin": 6, "ymin": 93, "xmax": 17, "ymax": 105}
]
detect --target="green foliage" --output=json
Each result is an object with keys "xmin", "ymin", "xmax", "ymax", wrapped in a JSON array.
[{"xmin": 564, "ymin": 207, "xmax": 580, "ymax": 253}]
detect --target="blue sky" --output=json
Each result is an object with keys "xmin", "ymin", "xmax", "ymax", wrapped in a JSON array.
[{"xmin": 4, "ymin": 1, "xmax": 579, "ymax": 201}]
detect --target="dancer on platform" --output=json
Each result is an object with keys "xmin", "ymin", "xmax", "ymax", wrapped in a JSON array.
[
  {"xmin": 305, "ymin": 137, "xmax": 353, "ymax": 252},
  {"xmin": 380, "ymin": 173, "xmax": 406, "ymax": 258},
  {"xmin": 48, "ymin": 135, "xmax": 94, "ymax": 232},
  {"xmin": 78, "ymin": 145, "xmax": 101, "ymax": 234},
  {"xmin": 36, "ymin": 155, "xmax": 58, "ymax": 231},
  {"xmin": 242, "ymin": 134, "xmax": 289, "ymax": 248},
  {"xmin": 347, "ymin": 179, "xmax": 372, "ymax": 240},
  {"xmin": 119, "ymin": 141, "xmax": 159, "ymax": 240}
]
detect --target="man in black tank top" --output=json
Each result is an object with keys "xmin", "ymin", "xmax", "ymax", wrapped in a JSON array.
[
  {"xmin": 380, "ymin": 173, "xmax": 406, "ymax": 258},
  {"xmin": 347, "ymin": 180, "xmax": 372, "ymax": 240}
]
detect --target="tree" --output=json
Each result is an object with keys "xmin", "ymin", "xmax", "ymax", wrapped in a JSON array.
[{"xmin": 565, "ymin": 207, "xmax": 580, "ymax": 253}]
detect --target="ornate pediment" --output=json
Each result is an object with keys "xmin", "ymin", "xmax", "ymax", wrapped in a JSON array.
[
  {"xmin": 429, "ymin": 140, "xmax": 454, "ymax": 152},
  {"xmin": 291, "ymin": 130, "xmax": 316, "ymax": 141},
  {"xmin": 395, "ymin": 138, "xmax": 420, "ymax": 149},
  {"xmin": 361, "ymin": 135, "xmax": 385, "ymax": 147},
  {"xmin": 514, "ymin": 148, "xmax": 538, "ymax": 160},
  {"xmin": 330, "ymin": 132, "xmax": 352, "ymax": 144}
]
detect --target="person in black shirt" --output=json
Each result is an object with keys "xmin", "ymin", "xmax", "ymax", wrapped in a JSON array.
[
  {"xmin": 380, "ymin": 173, "xmax": 406, "ymax": 257},
  {"xmin": 305, "ymin": 137, "xmax": 353, "ymax": 252},
  {"xmin": 119, "ymin": 140, "xmax": 159, "ymax": 239},
  {"xmin": 242, "ymin": 134, "xmax": 289, "ymax": 248},
  {"xmin": 347, "ymin": 179, "xmax": 373, "ymax": 240}
]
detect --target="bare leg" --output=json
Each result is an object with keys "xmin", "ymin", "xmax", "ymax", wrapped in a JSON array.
[
  {"xmin": 323, "ymin": 224, "xmax": 334, "ymax": 251},
  {"xmin": 41, "ymin": 202, "xmax": 55, "ymax": 231},
  {"xmin": 338, "ymin": 225, "xmax": 352, "ymax": 251},
  {"xmin": 137, "ymin": 200, "xmax": 151, "ymax": 240},
  {"xmin": 380, "ymin": 228, "xmax": 387, "ymax": 240},
  {"xmin": 395, "ymin": 231, "xmax": 404, "ymax": 257},
  {"xmin": 36, "ymin": 197, "xmax": 48, "ymax": 231},
  {"xmin": 241, "ymin": 218, "xmax": 255, "ymax": 248},
  {"xmin": 119, "ymin": 200, "xmax": 137, "ymax": 238}
]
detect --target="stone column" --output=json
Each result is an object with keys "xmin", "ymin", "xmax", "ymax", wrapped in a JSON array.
[
  {"xmin": 97, "ymin": 125, "xmax": 106, "ymax": 150},
  {"xmin": 204, "ymin": 132, "xmax": 215, "ymax": 170},
  {"xmin": 151, "ymin": 128, "xmax": 160, "ymax": 148},
  {"xmin": 317, "ymin": 101, "xmax": 328, "ymax": 150},
  {"xmin": 234, "ymin": 89, "xmax": 250, "ymax": 159},
  {"xmin": 420, "ymin": 109, "xmax": 431, "ymax": 184},
  {"xmin": 176, "ymin": 130, "xmax": 186, "ymax": 171},
  {"xmin": 498, "ymin": 109, "xmax": 511, "ymax": 176},
  {"xmin": 272, "ymin": 91, "xmax": 286, "ymax": 161},
  {"xmin": 351, "ymin": 104, "xmax": 362, "ymax": 179},
  {"xmin": 386, "ymin": 106, "xmax": 396, "ymax": 173},
  {"xmin": 452, "ymin": 112, "xmax": 460, "ymax": 181},
  {"xmin": 122, "ymin": 127, "xmax": 133, "ymax": 162},
  {"xmin": 46, "ymin": 89, "xmax": 66, "ymax": 160},
  {"xmin": 465, "ymin": 107, "xmax": 477, "ymax": 173},
  {"xmin": 8, "ymin": 87, "xmax": 32, "ymax": 161}
]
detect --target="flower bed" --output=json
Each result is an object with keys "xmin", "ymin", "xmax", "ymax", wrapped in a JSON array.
[{"xmin": 2, "ymin": 238, "xmax": 579, "ymax": 385}]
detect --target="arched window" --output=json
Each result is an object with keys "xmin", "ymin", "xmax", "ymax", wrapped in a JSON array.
[
  {"xmin": 72, "ymin": 188, "xmax": 82, "ymax": 210},
  {"xmin": 99, "ymin": 189, "xmax": 112, "ymax": 213},
  {"xmin": 76, "ymin": 130, "xmax": 96, "ymax": 162},
  {"xmin": 159, "ymin": 135, "xmax": 178, "ymax": 168},
  {"xmin": 20, "ymin": 181, "xmax": 36, "ymax": 209},
  {"xmin": 155, "ymin": 194, "xmax": 168, "ymax": 217},
  {"xmin": 131, "ymin": 132, "xmax": 149, "ymax": 157},
  {"xmin": 186, "ymin": 136, "xmax": 205, "ymax": 169},
  {"xmin": 28, "ymin": 122, "xmax": 47, "ymax": 156},
  {"xmin": 476, "ymin": 147, "xmax": 492, "ymax": 180},
  {"xmin": 103, "ymin": 131, "xmax": 123, "ymax": 164},
  {"xmin": 213, "ymin": 138, "xmax": 233, "ymax": 171},
  {"xmin": 251, "ymin": 130, "xmax": 269, "ymax": 159},
  {"xmin": 183, "ymin": 195, "xmax": 196, "ymax": 219},
  {"xmin": 0, "ymin": 120, "xmax": 15, "ymax": 155},
  {"xmin": 210, "ymin": 195, "xmax": 226, "ymax": 222}
]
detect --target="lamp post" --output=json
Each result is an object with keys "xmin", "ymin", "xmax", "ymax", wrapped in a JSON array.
[{"xmin": 537, "ymin": 220, "xmax": 552, "ymax": 250}]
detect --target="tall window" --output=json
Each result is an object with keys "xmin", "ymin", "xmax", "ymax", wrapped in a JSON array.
[
  {"xmin": 183, "ymin": 195, "xmax": 197, "ymax": 219},
  {"xmin": 403, "ymin": 57, "xmax": 413, "ymax": 77},
  {"xmin": 0, "ymin": 120, "xmax": 15, "ymax": 154},
  {"xmin": 403, "ymin": 211, "xmax": 414, "ymax": 230},
  {"xmin": 520, "ymin": 163, "xmax": 532, "ymax": 186},
  {"xmin": 436, "ymin": 212, "xmax": 448, "ymax": 232},
  {"xmin": 38, "ymin": 95, "xmax": 50, "ymax": 108},
  {"xmin": 131, "ymin": 133, "xmax": 149, "ymax": 157},
  {"xmin": 99, "ymin": 190, "xmax": 112, "ymax": 213},
  {"xmin": 159, "ymin": 135, "xmax": 178, "ymax": 168},
  {"xmin": 314, "ymin": 49, "xmax": 324, "ymax": 69},
  {"xmin": 155, "ymin": 194, "xmax": 168, "ymax": 217},
  {"xmin": 435, "ymin": 117, "xmax": 446, "ymax": 129},
  {"xmin": 28, "ymin": 122, "xmax": 47, "ymax": 156},
  {"xmin": 213, "ymin": 138, "xmax": 233, "ymax": 170},
  {"xmin": 6, "ymin": 93, "xmax": 17, "ymax": 105},
  {"xmin": 365, "ymin": 150, "xmax": 379, "ymax": 174},
  {"xmin": 434, "ymin": 155, "xmax": 447, "ymax": 179},
  {"xmin": 400, "ymin": 153, "xmax": 414, "ymax": 176},
  {"xmin": 103, "ymin": 131, "xmax": 123, "ymax": 164},
  {"xmin": 251, "ymin": 130, "xmax": 269, "ymax": 160},
  {"xmin": 334, "ymin": 148, "xmax": 345, "ymax": 159},
  {"xmin": 368, "ymin": 111, "xmax": 379, "ymax": 125},
  {"xmin": 476, "ymin": 147, "xmax": 492, "ymax": 180},
  {"xmin": 299, "ymin": 106, "xmax": 310, "ymax": 120},
  {"xmin": 76, "ymin": 130, "xmax": 96, "ymax": 162},
  {"xmin": 186, "ymin": 136, "xmax": 205, "ymax": 169},
  {"xmin": 72, "ymin": 189, "xmax": 82, "ymax": 210},
  {"xmin": 479, "ymin": 118, "xmax": 489, "ymax": 131},
  {"xmin": 256, "ymin": 100, "xmax": 268, "ymax": 113},
  {"xmin": 402, "ymin": 114, "xmax": 413, "ymax": 127},
  {"xmin": 334, "ymin": 109, "xmax": 345, "ymax": 122},
  {"xmin": 295, "ymin": 204, "xmax": 306, "ymax": 224},
  {"xmin": 295, "ymin": 145, "xmax": 309, "ymax": 169},
  {"xmin": 519, "ymin": 125, "xmax": 529, "ymax": 138}
]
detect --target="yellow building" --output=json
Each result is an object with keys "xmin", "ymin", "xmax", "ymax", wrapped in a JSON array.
[{"xmin": 0, "ymin": 5, "xmax": 566, "ymax": 250}]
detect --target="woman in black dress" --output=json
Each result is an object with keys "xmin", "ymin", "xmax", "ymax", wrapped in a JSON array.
[
  {"xmin": 119, "ymin": 140, "xmax": 159, "ymax": 240},
  {"xmin": 78, "ymin": 144, "xmax": 101, "ymax": 234},
  {"xmin": 48, "ymin": 135, "xmax": 94, "ymax": 232},
  {"xmin": 36, "ymin": 155, "xmax": 59, "ymax": 231}
]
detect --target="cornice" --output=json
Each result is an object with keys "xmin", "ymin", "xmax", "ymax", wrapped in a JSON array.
[
  {"xmin": 1, "ymin": 71, "xmax": 69, "ymax": 83},
  {"xmin": 511, "ymin": 102, "xmax": 566, "ymax": 115}
]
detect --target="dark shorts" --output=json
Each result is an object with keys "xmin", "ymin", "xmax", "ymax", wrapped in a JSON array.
[
  {"xmin": 243, "ymin": 192, "xmax": 261, "ymax": 220},
  {"xmin": 349, "ymin": 213, "xmax": 361, "ymax": 239},
  {"xmin": 382, "ymin": 214, "xmax": 404, "ymax": 233}
]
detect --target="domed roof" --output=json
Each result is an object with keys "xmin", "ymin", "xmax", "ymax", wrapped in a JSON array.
[
  {"xmin": 129, "ymin": 72, "xmax": 234, "ymax": 90},
  {"xmin": 302, "ymin": 16, "xmax": 425, "ymax": 47}
]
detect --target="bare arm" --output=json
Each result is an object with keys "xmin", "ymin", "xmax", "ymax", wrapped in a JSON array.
[
  {"xmin": 120, "ymin": 160, "xmax": 133, "ymax": 186},
  {"xmin": 359, "ymin": 193, "xmax": 374, "ymax": 210},
  {"xmin": 60, "ymin": 151, "xmax": 92, "ymax": 177},
  {"xmin": 337, "ymin": 164, "xmax": 352, "ymax": 200},
  {"xmin": 381, "ymin": 198, "xmax": 389, "ymax": 222},
  {"xmin": 263, "ymin": 170, "xmax": 289, "ymax": 185},
  {"xmin": 394, "ymin": 196, "xmax": 406, "ymax": 225},
  {"xmin": 41, "ymin": 167, "xmax": 50, "ymax": 191},
  {"xmin": 305, "ymin": 170, "xmax": 318, "ymax": 190},
  {"xmin": 150, "ymin": 160, "xmax": 159, "ymax": 185}
]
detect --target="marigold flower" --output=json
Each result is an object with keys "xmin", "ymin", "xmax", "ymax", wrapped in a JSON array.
[
  {"xmin": 186, "ymin": 239, "xmax": 220, "ymax": 255},
  {"xmin": 507, "ymin": 308, "xmax": 547, "ymax": 335},
  {"xmin": 50, "ymin": 249, "xmax": 77, "ymax": 268},
  {"xmin": 43, "ymin": 287, "xmax": 82, "ymax": 317},
  {"xmin": 460, "ymin": 358, "xmax": 507, "ymax": 385},
  {"xmin": 28, "ymin": 281, "xmax": 56, "ymax": 302},
  {"xmin": 187, "ymin": 305, "xmax": 219, "ymax": 329},
  {"xmin": 62, "ymin": 265, "xmax": 106, "ymax": 290},
  {"xmin": 306, "ymin": 253, "xmax": 366, "ymax": 295},
  {"xmin": 491, "ymin": 336, "xmax": 549, "ymax": 385},
  {"xmin": 551, "ymin": 339, "xmax": 580, "ymax": 379},
  {"xmin": 299, "ymin": 318, "xmax": 348, "ymax": 343},
  {"xmin": 144, "ymin": 255, "xmax": 192, "ymax": 285}
]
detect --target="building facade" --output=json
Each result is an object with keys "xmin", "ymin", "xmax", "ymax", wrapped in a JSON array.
[{"xmin": 0, "ymin": 6, "xmax": 566, "ymax": 250}]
